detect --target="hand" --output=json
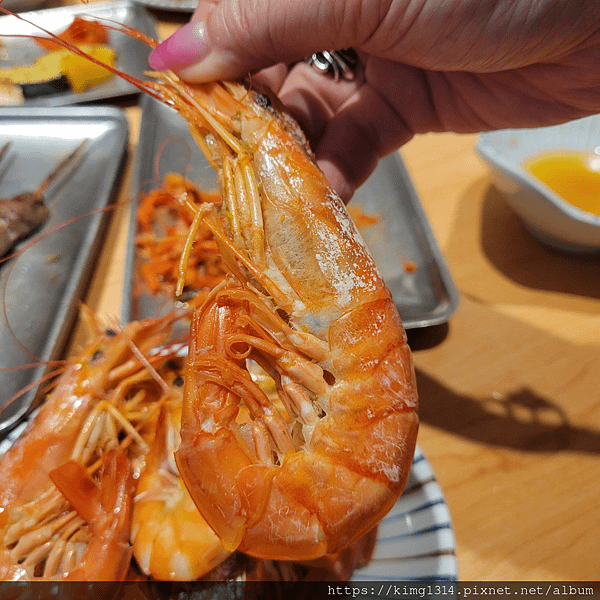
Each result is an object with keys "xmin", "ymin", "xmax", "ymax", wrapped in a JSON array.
[{"xmin": 149, "ymin": 0, "xmax": 600, "ymax": 201}]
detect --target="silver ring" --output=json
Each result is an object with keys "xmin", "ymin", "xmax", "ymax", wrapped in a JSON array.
[{"xmin": 305, "ymin": 48, "xmax": 359, "ymax": 82}]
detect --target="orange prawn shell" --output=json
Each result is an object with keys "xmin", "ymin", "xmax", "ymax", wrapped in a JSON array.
[
  {"xmin": 0, "ymin": 17, "xmax": 419, "ymax": 563},
  {"xmin": 49, "ymin": 449, "xmax": 135, "ymax": 581},
  {"xmin": 167, "ymin": 81, "xmax": 419, "ymax": 560},
  {"xmin": 0, "ymin": 310, "xmax": 186, "ymax": 581},
  {"xmin": 255, "ymin": 122, "xmax": 385, "ymax": 316}
]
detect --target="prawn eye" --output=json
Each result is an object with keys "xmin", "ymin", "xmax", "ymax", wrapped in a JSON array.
[
  {"xmin": 105, "ymin": 328, "xmax": 117, "ymax": 337},
  {"xmin": 173, "ymin": 375, "xmax": 184, "ymax": 387},
  {"xmin": 92, "ymin": 349, "xmax": 103, "ymax": 361},
  {"xmin": 252, "ymin": 92, "xmax": 272, "ymax": 110}
]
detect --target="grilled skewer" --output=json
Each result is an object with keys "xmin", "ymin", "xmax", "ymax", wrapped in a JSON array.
[{"xmin": 0, "ymin": 140, "xmax": 87, "ymax": 257}]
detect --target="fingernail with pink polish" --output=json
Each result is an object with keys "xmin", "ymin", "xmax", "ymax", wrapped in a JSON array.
[{"xmin": 149, "ymin": 21, "xmax": 209, "ymax": 71}]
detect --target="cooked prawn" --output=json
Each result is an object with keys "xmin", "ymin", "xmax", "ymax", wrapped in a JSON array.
[
  {"xmin": 167, "ymin": 84, "xmax": 418, "ymax": 562},
  {"xmin": 135, "ymin": 55, "xmax": 418, "ymax": 561},
  {"xmin": 0, "ymin": 15, "xmax": 419, "ymax": 563},
  {"xmin": 0, "ymin": 308, "xmax": 185, "ymax": 580},
  {"xmin": 131, "ymin": 394, "xmax": 232, "ymax": 581}
]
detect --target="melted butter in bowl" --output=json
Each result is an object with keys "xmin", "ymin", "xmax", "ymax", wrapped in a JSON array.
[
  {"xmin": 523, "ymin": 151, "xmax": 600, "ymax": 217},
  {"xmin": 476, "ymin": 116, "xmax": 600, "ymax": 253}
]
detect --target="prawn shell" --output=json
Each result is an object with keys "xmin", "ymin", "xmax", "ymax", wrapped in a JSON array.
[{"xmin": 0, "ymin": 18, "xmax": 420, "ymax": 563}]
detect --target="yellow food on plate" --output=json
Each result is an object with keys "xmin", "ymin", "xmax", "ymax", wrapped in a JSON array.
[
  {"xmin": 0, "ymin": 49, "xmax": 66, "ymax": 84},
  {"xmin": 0, "ymin": 44, "xmax": 116, "ymax": 93},
  {"xmin": 60, "ymin": 45, "xmax": 116, "ymax": 93}
]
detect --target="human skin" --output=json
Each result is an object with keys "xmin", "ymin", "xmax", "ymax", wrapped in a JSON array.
[{"xmin": 149, "ymin": 0, "xmax": 600, "ymax": 201}]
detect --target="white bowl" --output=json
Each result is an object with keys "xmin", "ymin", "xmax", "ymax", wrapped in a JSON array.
[{"xmin": 476, "ymin": 115, "xmax": 600, "ymax": 254}]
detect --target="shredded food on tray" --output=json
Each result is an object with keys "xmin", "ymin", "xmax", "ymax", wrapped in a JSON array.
[
  {"xmin": 135, "ymin": 172, "xmax": 227, "ymax": 300},
  {"xmin": 135, "ymin": 175, "xmax": 387, "ymax": 302}
]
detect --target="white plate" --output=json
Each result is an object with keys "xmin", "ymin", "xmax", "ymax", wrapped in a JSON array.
[{"xmin": 353, "ymin": 445, "xmax": 457, "ymax": 581}]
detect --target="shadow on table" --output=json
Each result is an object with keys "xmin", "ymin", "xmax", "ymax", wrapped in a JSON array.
[
  {"xmin": 479, "ymin": 185, "xmax": 600, "ymax": 301},
  {"xmin": 407, "ymin": 322, "xmax": 450, "ymax": 350},
  {"xmin": 414, "ymin": 368, "xmax": 600, "ymax": 455}
]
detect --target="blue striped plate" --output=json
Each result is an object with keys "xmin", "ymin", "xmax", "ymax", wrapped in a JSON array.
[
  {"xmin": 353, "ymin": 445, "xmax": 457, "ymax": 581},
  {"xmin": 1, "ymin": 431, "xmax": 457, "ymax": 582}
]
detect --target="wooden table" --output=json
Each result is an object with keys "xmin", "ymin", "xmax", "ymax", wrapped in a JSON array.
[
  {"xmin": 47, "ymin": 0, "xmax": 600, "ymax": 583},
  {"xmin": 400, "ymin": 134, "xmax": 600, "ymax": 581}
]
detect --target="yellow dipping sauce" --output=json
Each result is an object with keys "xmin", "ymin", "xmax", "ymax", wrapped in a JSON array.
[{"xmin": 524, "ymin": 151, "xmax": 600, "ymax": 216}]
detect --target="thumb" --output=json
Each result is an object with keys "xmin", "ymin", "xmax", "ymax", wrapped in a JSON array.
[{"xmin": 149, "ymin": 0, "xmax": 367, "ymax": 82}]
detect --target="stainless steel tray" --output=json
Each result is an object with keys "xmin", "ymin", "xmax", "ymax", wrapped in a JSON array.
[
  {"xmin": 132, "ymin": 0, "xmax": 196, "ymax": 13},
  {"xmin": 353, "ymin": 149, "xmax": 459, "ymax": 328},
  {"xmin": 0, "ymin": 1, "xmax": 157, "ymax": 107},
  {"xmin": 123, "ymin": 95, "xmax": 458, "ymax": 329},
  {"xmin": 0, "ymin": 106, "xmax": 128, "ymax": 435},
  {"xmin": 1, "ymin": 0, "xmax": 48, "ymax": 13}
]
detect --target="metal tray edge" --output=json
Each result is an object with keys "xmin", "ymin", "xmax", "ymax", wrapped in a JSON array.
[
  {"xmin": 0, "ymin": 1, "xmax": 158, "ymax": 107},
  {"xmin": 0, "ymin": 107, "xmax": 130, "ymax": 435},
  {"xmin": 393, "ymin": 152, "xmax": 459, "ymax": 329},
  {"xmin": 121, "ymin": 94, "xmax": 153, "ymax": 324},
  {"xmin": 122, "ymin": 97, "xmax": 459, "ymax": 330}
]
